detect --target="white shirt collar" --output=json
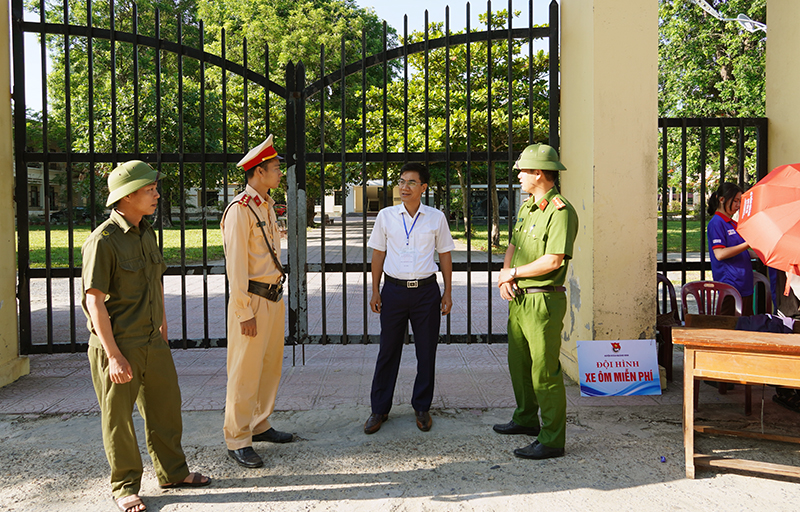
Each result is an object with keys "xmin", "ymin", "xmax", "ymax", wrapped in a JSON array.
[{"xmin": 400, "ymin": 202, "xmax": 425, "ymax": 218}]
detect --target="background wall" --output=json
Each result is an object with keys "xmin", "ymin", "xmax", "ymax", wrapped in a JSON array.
[{"xmin": 559, "ymin": 0, "xmax": 659, "ymax": 378}]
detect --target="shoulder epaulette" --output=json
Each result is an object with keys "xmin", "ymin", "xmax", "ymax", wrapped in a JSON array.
[
  {"xmin": 100, "ymin": 223, "xmax": 117, "ymax": 238},
  {"xmin": 239, "ymin": 194, "xmax": 252, "ymax": 207},
  {"xmin": 552, "ymin": 197, "xmax": 566, "ymax": 210}
]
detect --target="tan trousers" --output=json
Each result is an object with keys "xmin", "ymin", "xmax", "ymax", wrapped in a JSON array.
[{"xmin": 224, "ymin": 294, "xmax": 286, "ymax": 450}]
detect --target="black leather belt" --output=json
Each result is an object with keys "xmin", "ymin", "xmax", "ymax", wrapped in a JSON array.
[
  {"xmin": 384, "ymin": 274, "xmax": 437, "ymax": 289},
  {"xmin": 248, "ymin": 280, "xmax": 283, "ymax": 302},
  {"xmin": 522, "ymin": 285, "xmax": 566, "ymax": 294}
]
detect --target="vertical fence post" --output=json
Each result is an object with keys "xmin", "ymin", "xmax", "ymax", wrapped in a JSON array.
[
  {"xmin": 286, "ymin": 62, "xmax": 298, "ymax": 350},
  {"xmin": 295, "ymin": 62, "xmax": 308, "ymax": 353},
  {"xmin": 548, "ymin": 0, "xmax": 560, "ymax": 151},
  {"xmin": 285, "ymin": 62, "xmax": 308, "ymax": 361},
  {"xmin": 756, "ymin": 119, "xmax": 768, "ymax": 181},
  {"xmin": 11, "ymin": 0, "xmax": 31, "ymax": 354}
]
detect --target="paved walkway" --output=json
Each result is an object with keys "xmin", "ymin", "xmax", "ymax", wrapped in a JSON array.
[
  {"xmin": 14, "ymin": 215, "xmax": 756, "ymax": 416},
  {"xmin": 0, "ymin": 341, "xmax": 756, "ymax": 416}
]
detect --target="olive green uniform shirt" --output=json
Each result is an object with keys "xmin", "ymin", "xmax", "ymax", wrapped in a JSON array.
[
  {"xmin": 510, "ymin": 187, "xmax": 578, "ymax": 287},
  {"xmin": 81, "ymin": 210, "xmax": 167, "ymax": 349}
]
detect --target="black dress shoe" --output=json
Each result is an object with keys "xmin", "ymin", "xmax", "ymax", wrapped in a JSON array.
[
  {"xmin": 228, "ymin": 447, "xmax": 264, "ymax": 468},
  {"xmin": 513, "ymin": 440, "xmax": 565, "ymax": 460},
  {"xmin": 493, "ymin": 420, "xmax": 541, "ymax": 436},
  {"xmin": 415, "ymin": 410, "xmax": 432, "ymax": 432},
  {"xmin": 252, "ymin": 427, "xmax": 294, "ymax": 443},
  {"xmin": 364, "ymin": 413, "xmax": 388, "ymax": 434}
]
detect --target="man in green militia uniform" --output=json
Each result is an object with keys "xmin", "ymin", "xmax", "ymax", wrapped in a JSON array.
[
  {"xmin": 82, "ymin": 161, "xmax": 210, "ymax": 512},
  {"xmin": 493, "ymin": 144, "xmax": 578, "ymax": 460}
]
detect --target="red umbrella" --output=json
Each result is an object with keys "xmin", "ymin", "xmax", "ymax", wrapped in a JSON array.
[{"xmin": 738, "ymin": 163, "xmax": 800, "ymax": 276}]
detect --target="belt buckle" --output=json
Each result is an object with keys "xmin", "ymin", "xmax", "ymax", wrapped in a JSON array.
[{"xmin": 407, "ymin": 280, "xmax": 419, "ymax": 289}]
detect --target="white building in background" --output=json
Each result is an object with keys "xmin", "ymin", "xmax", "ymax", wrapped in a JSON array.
[
  {"xmin": 318, "ymin": 181, "xmax": 525, "ymax": 220},
  {"xmin": 17, "ymin": 163, "xmax": 526, "ymax": 224}
]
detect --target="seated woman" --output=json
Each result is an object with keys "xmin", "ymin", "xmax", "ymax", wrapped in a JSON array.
[{"xmin": 707, "ymin": 182, "xmax": 754, "ymax": 316}]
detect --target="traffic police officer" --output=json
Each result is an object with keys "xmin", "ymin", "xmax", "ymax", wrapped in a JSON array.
[
  {"xmin": 82, "ymin": 161, "xmax": 210, "ymax": 512},
  {"xmin": 493, "ymin": 144, "xmax": 578, "ymax": 460},
  {"xmin": 222, "ymin": 134, "xmax": 294, "ymax": 469}
]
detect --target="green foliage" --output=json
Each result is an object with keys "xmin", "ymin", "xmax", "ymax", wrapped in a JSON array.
[
  {"xmin": 29, "ymin": 0, "xmax": 396, "ymax": 227},
  {"xmin": 28, "ymin": 1, "xmax": 548, "ymax": 232},
  {"xmin": 355, "ymin": 9, "xmax": 550, "ymax": 243},
  {"xmin": 659, "ymin": 0, "xmax": 766, "ymax": 118},
  {"xmin": 360, "ymin": 10, "xmax": 548, "ymax": 172},
  {"xmin": 197, "ymin": 0, "xmax": 397, "ymax": 225},
  {"xmin": 658, "ymin": 1, "xmax": 766, "ymax": 194}
]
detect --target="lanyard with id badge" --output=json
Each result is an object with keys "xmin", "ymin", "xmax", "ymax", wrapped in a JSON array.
[{"xmin": 400, "ymin": 212, "xmax": 419, "ymax": 273}]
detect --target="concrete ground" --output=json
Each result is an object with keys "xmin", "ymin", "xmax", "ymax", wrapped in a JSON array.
[
  {"xmin": 1, "ymin": 344, "xmax": 800, "ymax": 511},
  {"xmin": 10, "ymin": 217, "xmax": 800, "ymax": 510}
]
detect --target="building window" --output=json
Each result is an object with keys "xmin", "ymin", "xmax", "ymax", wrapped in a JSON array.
[
  {"xmin": 204, "ymin": 191, "xmax": 218, "ymax": 207},
  {"xmin": 49, "ymin": 186, "xmax": 57, "ymax": 210},
  {"xmin": 30, "ymin": 185, "xmax": 40, "ymax": 207},
  {"xmin": 334, "ymin": 190, "xmax": 344, "ymax": 206}
]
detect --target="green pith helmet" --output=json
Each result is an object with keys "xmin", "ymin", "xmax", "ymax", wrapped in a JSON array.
[
  {"xmin": 514, "ymin": 143, "xmax": 566, "ymax": 171},
  {"xmin": 106, "ymin": 160, "xmax": 160, "ymax": 206}
]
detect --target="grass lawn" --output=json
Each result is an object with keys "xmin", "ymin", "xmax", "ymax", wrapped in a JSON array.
[
  {"xmin": 22, "ymin": 218, "xmax": 704, "ymax": 268},
  {"xmin": 450, "ymin": 223, "xmax": 511, "ymax": 255},
  {"xmin": 657, "ymin": 219, "xmax": 703, "ymax": 253},
  {"xmin": 448, "ymin": 219, "xmax": 705, "ymax": 255},
  {"xmin": 24, "ymin": 222, "xmax": 224, "ymax": 268}
]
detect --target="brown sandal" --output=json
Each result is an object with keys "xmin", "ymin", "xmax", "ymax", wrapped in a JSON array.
[
  {"xmin": 159, "ymin": 471, "xmax": 212, "ymax": 489},
  {"xmin": 116, "ymin": 494, "xmax": 146, "ymax": 512}
]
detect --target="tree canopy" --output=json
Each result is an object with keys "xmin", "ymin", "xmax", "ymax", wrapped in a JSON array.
[
  {"xmin": 659, "ymin": 0, "xmax": 765, "ymax": 118},
  {"xmin": 358, "ymin": 9, "xmax": 550, "ymax": 242},
  {"xmin": 658, "ymin": 0, "xmax": 766, "ymax": 200}
]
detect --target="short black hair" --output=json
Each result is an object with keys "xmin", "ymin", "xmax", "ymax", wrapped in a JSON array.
[
  {"xmin": 245, "ymin": 160, "xmax": 276, "ymax": 184},
  {"xmin": 400, "ymin": 162, "xmax": 429, "ymax": 184},
  {"xmin": 541, "ymin": 170, "xmax": 558, "ymax": 183},
  {"xmin": 244, "ymin": 166, "xmax": 257, "ymax": 184}
]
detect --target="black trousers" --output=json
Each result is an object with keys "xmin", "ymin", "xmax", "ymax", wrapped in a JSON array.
[{"xmin": 370, "ymin": 280, "xmax": 441, "ymax": 414}]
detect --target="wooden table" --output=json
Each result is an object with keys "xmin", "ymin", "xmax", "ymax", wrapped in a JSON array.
[{"xmin": 673, "ymin": 327, "xmax": 800, "ymax": 479}]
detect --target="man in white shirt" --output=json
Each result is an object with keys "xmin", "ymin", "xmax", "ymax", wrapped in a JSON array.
[{"xmin": 364, "ymin": 163, "xmax": 455, "ymax": 434}]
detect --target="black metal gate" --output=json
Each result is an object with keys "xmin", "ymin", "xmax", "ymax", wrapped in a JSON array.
[
  {"xmin": 13, "ymin": 0, "xmax": 559, "ymax": 354},
  {"xmin": 657, "ymin": 117, "xmax": 768, "ymax": 285}
]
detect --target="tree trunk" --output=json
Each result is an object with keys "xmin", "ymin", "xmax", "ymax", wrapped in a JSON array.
[
  {"xmin": 488, "ymin": 161, "xmax": 500, "ymax": 247},
  {"xmin": 153, "ymin": 186, "xmax": 173, "ymax": 228},
  {"xmin": 456, "ymin": 165, "xmax": 470, "ymax": 234},
  {"xmin": 306, "ymin": 195, "xmax": 317, "ymax": 228}
]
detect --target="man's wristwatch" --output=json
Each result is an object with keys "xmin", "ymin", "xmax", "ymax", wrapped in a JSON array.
[{"xmin": 509, "ymin": 267, "xmax": 517, "ymax": 279}]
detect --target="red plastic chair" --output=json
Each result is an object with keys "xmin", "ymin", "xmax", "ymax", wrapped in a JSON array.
[
  {"xmin": 656, "ymin": 274, "xmax": 681, "ymax": 381},
  {"xmin": 681, "ymin": 281, "xmax": 751, "ymax": 414},
  {"xmin": 681, "ymin": 281, "xmax": 743, "ymax": 318}
]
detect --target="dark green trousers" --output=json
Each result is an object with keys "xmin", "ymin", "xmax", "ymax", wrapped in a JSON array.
[
  {"xmin": 89, "ymin": 337, "xmax": 189, "ymax": 499},
  {"xmin": 507, "ymin": 292, "xmax": 567, "ymax": 449}
]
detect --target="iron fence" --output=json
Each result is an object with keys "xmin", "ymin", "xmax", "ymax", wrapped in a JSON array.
[
  {"xmin": 657, "ymin": 117, "xmax": 768, "ymax": 286},
  {"xmin": 13, "ymin": 0, "xmax": 559, "ymax": 354}
]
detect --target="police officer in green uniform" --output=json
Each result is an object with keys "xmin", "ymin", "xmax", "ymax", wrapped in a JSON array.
[
  {"xmin": 82, "ymin": 161, "xmax": 210, "ymax": 512},
  {"xmin": 493, "ymin": 144, "xmax": 578, "ymax": 460}
]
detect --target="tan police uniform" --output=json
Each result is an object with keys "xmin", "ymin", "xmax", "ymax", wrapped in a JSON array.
[
  {"xmin": 82, "ymin": 163, "xmax": 190, "ymax": 500},
  {"xmin": 221, "ymin": 183, "xmax": 286, "ymax": 450}
]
